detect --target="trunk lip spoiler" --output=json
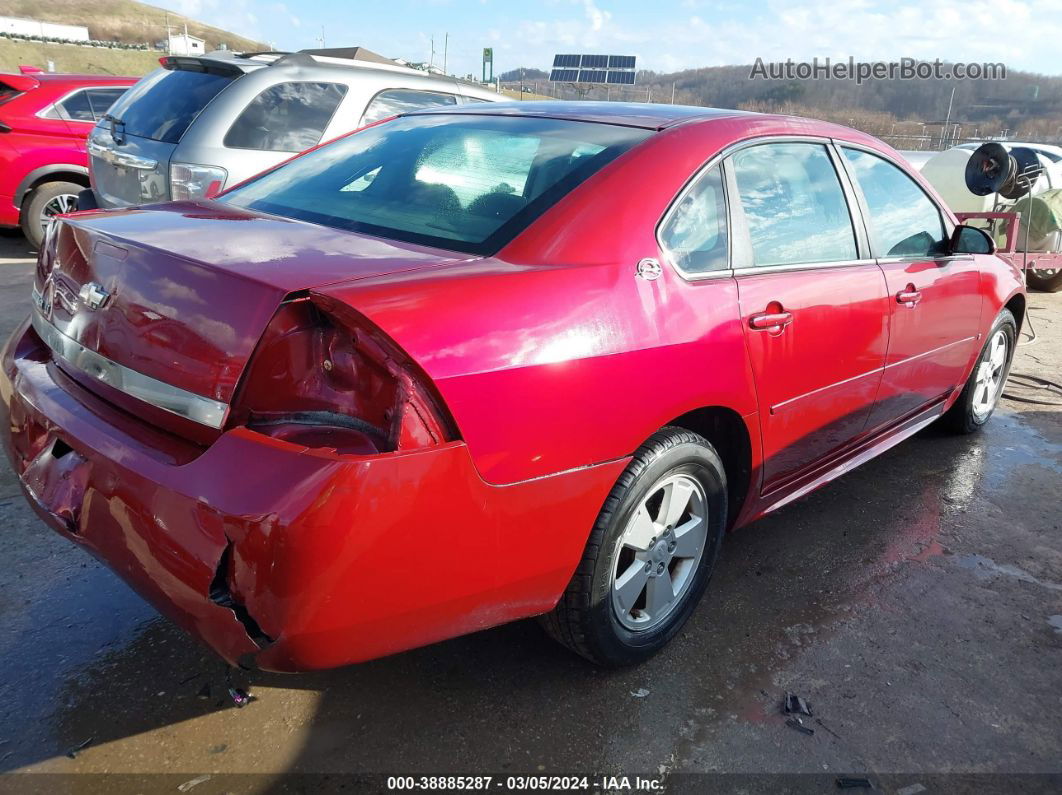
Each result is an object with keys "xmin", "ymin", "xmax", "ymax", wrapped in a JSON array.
[{"xmin": 29, "ymin": 296, "xmax": 229, "ymax": 429}]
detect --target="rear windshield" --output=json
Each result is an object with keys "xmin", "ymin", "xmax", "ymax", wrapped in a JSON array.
[
  {"xmin": 221, "ymin": 114, "xmax": 651, "ymax": 254},
  {"xmin": 106, "ymin": 65, "xmax": 237, "ymax": 143}
]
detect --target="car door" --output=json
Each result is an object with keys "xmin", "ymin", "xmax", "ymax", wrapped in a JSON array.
[
  {"xmin": 728, "ymin": 140, "xmax": 889, "ymax": 492},
  {"xmin": 837, "ymin": 146, "xmax": 982, "ymax": 430}
]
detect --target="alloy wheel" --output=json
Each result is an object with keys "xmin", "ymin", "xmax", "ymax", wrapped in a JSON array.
[
  {"xmin": 972, "ymin": 328, "xmax": 1009, "ymax": 421},
  {"xmin": 38, "ymin": 193, "xmax": 79, "ymax": 234},
  {"xmin": 610, "ymin": 472, "xmax": 709, "ymax": 631}
]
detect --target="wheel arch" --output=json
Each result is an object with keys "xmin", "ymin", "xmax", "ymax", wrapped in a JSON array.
[
  {"xmin": 661, "ymin": 406, "xmax": 753, "ymax": 530},
  {"xmin": 1004, "ymin": 291, "xmax": 1026, "ymax": 334},
  {"xmin": 15, "ymin": 166, "xmax": 90, "ymax": 208}
]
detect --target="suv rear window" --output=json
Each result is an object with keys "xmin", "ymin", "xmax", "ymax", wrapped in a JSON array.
[
  {"xmin": 107, "ymin": 65, "xmax": 237, "ymax": 143},
  {"xmin": 225, "ymin": 82, "xmax": 347, "ymax": 152},
  {"xmin": 222, "ymin": 115, "xmax": 650, "ymax": 255}
]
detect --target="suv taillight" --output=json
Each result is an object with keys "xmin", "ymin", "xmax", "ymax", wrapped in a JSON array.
[{"xmin": 228, "ymin": 294, "xmax": 457, "ymax": 455}]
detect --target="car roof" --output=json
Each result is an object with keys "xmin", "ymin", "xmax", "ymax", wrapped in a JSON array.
[{"xmin": 405, "ymin": 100, "xmax": 751, "ymax": 130}]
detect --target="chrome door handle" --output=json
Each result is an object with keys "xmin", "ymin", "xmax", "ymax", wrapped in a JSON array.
[
  {"xmin": 896, "ymin": 286, "xmax": 922, "ymax": 306},
  {"xmin": 749, "ymin": 311, "xmax": 793, "ymax": 331}
]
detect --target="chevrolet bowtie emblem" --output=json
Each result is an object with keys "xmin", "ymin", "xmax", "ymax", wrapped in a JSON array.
[{"xmin": 78, "ymin": 282, "xmax": 111, "ymax": 311}]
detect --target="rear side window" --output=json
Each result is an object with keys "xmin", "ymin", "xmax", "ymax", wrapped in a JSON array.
[
  {"xmin": 841, "ymin": 147, "xmax": 946, "ymax": 258},
  {"xmin": 85, "ymin": 88, "xmax": 125, "ymax": 118},
  {"xmin": 59, "ymin": 90, "xmax": 94, "ymax": 121},
  {"xmin": 731, "ymin": 143, "xmax": 857, "ymax": 268},
  {"xmin": 361, "ymin": 89, "xmax": 458, "ymax": 125},
  {"xmin": 109, "ymin": 66, "xmax": 237, "ymax": 143},
  {"xmin": 222, "ymin": 115, "xmax": 650, "ymax": 255},
  {"xmin": 659, "ymin": 165, "xmax": 729, "ymax": 274},
  {"xmin": 225, "ymin": 82, "xmax": 347, "ymax": 152},
  {"xmin": 56, "ymin": 88, "xmax": 126, "ymax": 122}
]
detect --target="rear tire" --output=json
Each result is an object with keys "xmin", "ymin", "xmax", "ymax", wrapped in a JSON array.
[
  {"xmin": 541, "ymin": 427, "xmax": 727, "ymax": 666},
  {"xmin": 942, "ymin": 308, "xmax": 1016, "ymax": 434},
  {"xmin": 20, "ymin": 181, "xmax": 82, "ymax": 250},
  {"xmin": 1027, "ymin": 266, "xmax": 1062, "ymax": 293}
]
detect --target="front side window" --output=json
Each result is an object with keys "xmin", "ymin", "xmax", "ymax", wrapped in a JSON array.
[
  {"xmin": 841, "ymin": 147, "xmax": 946, "ymax": 258},
  {"xmin": 659, "ymin": 165, "xmax": 728, "ymax": 274},
  {"xmin": 731, "ymin": 143, "xmax": 857, "ymax": 268},
  {"xmin": 222, "ymin": 115, "xmax": 650, "ymax": 254},
  {"xmin": 225, "ymin": 82, "xmax": 347, "ymax": 151},
  {"xmin": 361, "ymin": 89, "xmax": 458, "ymax": 125}
]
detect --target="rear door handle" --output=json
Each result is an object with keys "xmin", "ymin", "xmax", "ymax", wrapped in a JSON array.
[
  {"xmin": 749, "ymin": 311, "xmax": 793, "ymax": 331},
  {"xmin": 896, "ymin": 286, "xmax": 922, "ymax": 306}
]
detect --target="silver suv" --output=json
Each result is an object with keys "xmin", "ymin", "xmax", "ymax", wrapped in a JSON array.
[{"xmin": 85, "ymin": 48, "xmax": 501, "ymax": 208}]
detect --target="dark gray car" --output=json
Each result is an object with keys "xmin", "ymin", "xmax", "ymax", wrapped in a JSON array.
[{"xmin": 86, "ymin": 48, "xmax": 501, "ymax": 208}]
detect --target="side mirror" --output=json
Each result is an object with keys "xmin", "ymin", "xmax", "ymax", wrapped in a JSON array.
[{"xmin": 951, "ymin": 224, "xmax": 995, "ymax": 255}]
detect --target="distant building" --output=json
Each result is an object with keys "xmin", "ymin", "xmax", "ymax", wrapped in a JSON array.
[
  {"xmin": 168, "ymin": 32, "xmax": 206, "ymax": 55},
  {"xmin": 0, "ymin": 15, "xmax": 90, "ymax": 42}
]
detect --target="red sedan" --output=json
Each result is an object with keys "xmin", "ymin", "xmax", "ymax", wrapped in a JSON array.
[
  {"xmin": 0, "ymin": 71, "xmax": 135, "ymax": 249},
  {"xmin": 0, "ymin": 103, "xmax": 1023, "ymax": 671}
]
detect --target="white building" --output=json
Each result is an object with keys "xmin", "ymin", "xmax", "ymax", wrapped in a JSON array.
[
  {"xmin": 0, "ymin": 16, "xmax": 90, "ymax": 42},
  {"xmin": 168, "ymin": 33, "xmax": 206, "ymax": 55}
]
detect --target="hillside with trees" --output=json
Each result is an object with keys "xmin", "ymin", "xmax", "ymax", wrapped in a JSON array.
[
  {"xmin": 505, "ymin": 62, "xmax": 1062, "ymax": 147},
  {"xmin": 0, "ymin": 0, "xmax": 267, "ymax": 52}
]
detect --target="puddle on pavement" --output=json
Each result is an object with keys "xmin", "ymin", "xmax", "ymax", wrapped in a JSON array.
[{"xmin": 955, "ymin": 554, "xmax": 1062, "ymax": 592}]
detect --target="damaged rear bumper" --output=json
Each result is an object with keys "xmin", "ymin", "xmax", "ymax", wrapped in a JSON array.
[{"xmin": 1, "ymin": 318, "xmax": 627, "ymax": 671}]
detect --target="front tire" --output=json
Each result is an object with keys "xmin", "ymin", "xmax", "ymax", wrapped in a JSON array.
[
  {"xmin": 541, "ymin": 428, "xmax": 727, "ymax": 666},
  {"xmin": 942, "ymin": 308, "xmax": 1016, "ymax": 434},
  {"xmin": 20, "ymin": 181, "xmax": 81, "ymax": 250}
]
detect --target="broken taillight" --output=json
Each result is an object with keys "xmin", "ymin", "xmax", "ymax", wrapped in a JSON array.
[{"xmin": 228, "ymin": 294, "xmax": 457, "ymax": 455}]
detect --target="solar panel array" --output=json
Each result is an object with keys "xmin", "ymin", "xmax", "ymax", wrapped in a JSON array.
[{"xmin": 549, "ymin": 54, "xmax": 637, "ymax": 85}]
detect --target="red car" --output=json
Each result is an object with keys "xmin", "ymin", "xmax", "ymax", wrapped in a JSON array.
[
  {"xmin": 1, "ymin": 103, "xmax": 1023, "ymax": 671},
  {"xmin": 0, "ymin": 71, "xmax": 135, "ymax": 249}
]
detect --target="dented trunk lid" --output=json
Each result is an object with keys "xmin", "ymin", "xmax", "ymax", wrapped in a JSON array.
[{"xmin": 33, "ymin": 202, "xmax": 473, "ymax": 434}]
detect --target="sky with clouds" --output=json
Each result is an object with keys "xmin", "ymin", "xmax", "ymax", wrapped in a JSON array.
[{"xmin": 154, "ymin": 0, "xmax": 1062, "ymax": 78}]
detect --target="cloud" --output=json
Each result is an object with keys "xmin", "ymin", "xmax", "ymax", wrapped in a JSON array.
[{"xmin": 581, "ymin": 0, "xmax": 610, "ymax": 32}]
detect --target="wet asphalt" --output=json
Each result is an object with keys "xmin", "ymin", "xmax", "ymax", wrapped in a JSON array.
[{"xmin": 0, "ymin": 232, "xmax": 1059, "ymax": 790}]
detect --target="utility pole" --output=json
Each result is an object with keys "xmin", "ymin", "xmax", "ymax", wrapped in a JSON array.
[
  {"xmin": 671, "ymin": 82, "xmax": 676, "ymax": 103},
  {"xmin": 164, "ymin": 12, "xmax": 173, "ymax": 54},
  {"xmin": 941, "ymin": 85, "xmax": 956, "ymax": 148}
]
